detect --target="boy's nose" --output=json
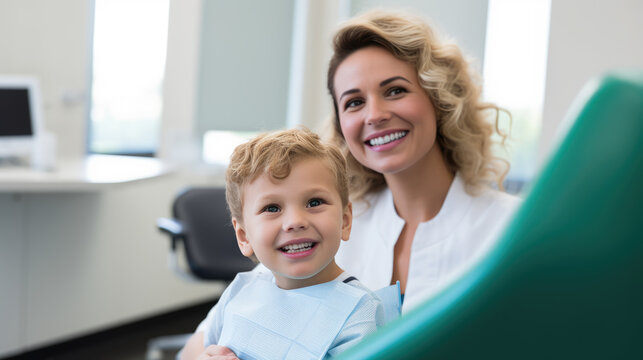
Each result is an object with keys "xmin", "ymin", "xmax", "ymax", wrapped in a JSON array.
[{"xmin": 283, "ymin": 210, "xmax": 308, "ymax": 232}]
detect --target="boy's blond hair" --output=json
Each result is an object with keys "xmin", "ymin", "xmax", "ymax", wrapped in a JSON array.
[{"xmin": 225, "ymin": 127, "xmax": 349, "ymax": 222}]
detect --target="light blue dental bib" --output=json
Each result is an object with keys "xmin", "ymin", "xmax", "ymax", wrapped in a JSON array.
[
  {"xmin": 218, "ymin": 273, "xmax": 367, "ymax": 360},
  {"xmin": 374, "ymin": 280, "xmax": 402, "ymax": 323}
]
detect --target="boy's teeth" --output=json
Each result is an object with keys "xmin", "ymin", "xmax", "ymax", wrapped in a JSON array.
[
  {"xmin": 282, "ymin": 242, "xmax": 314, "ymax": 253},
  {"xmin": 368, "ymin": 131, "xmax": 407, "ymax": 146}
]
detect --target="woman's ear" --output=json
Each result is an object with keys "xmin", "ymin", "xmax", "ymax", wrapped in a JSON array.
[
  {"xmin": 341, "ymin": 202, "xmax": 353, "ymax": 241},
  {"xmin": 232, "ymin": 218, "xmax": 254, "ymax": 257}
]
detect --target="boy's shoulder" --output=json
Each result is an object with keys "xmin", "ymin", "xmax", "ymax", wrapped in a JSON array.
[
  {"xmin": 342, "ymin": 274, "xmax": 402, "ymax": 325},
  {"xmin": 338, "ymin": 274, "xmax": 378, "ymax": 298},
  {"xmin": 335, "ymin": 275, "xmax": 388, "ymax": 318}
]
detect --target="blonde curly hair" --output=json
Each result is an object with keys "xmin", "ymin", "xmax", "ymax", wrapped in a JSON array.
[
  {"xmin": 225, "ymin": 127, "xmax": 349, "ymax": 222},
  {"xmin": 326, "ymin": 10, "xmax": 509, "ymax": 201}
]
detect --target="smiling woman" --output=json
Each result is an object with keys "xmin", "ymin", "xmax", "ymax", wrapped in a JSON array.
[{"xmin": 325, "ymin": 9, "xmax": 522, "ymax": 311}]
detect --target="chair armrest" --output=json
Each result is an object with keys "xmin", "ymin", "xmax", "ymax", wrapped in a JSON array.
[
  {"xmin": 157, "ymin": 217, "xmax": 184, "ymax": 237},
  {"xmin": 157, "ymin": 217, "xmax": 186, "ymax": 251},
  {"xmin": 157, "ymin": 217, "xmax": 201, "ymax": 282}
]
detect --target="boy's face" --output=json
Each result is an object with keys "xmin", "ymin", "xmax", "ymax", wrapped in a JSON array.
[{"xmin": 232, "ymin": 157, "xmax": 352, "ymax": 290}]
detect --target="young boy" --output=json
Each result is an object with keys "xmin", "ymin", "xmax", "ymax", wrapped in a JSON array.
[{"xmin": 181, "ymin": 128, "xmax": 390, "ymax": 360}]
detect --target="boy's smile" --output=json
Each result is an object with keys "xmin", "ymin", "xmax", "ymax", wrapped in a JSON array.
[
  {"xmin": 233, "ymin": 157, "xmax": 352, "ymax": 290},
  {"xmin": 279, "ymin": 238, "xmax": 317, "ymax": 258}
]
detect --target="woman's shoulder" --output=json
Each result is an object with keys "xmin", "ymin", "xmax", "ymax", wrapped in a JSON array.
[
  {"xmin": 468, "ymin": 185, "xmax": 523, "ymax": 223},
  {"xmin": 480, "ymin": 187, "xmax": 522, "ymax": 210},
  {"xmin": 442, "ymin": 174, "xmax": 521, "ymax": 220}
]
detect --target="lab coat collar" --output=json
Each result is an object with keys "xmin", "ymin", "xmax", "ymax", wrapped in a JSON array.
[
  {"xmin": 375, "ymin": 173, "xmax": 474, "ymax": 249},
  {"xmin": 415, "ymin": 173, "xmax": 473, "ymax": 245},
  {"xmin": 375, "ymin": 187, "xmax": 405, "ymax": 250}
]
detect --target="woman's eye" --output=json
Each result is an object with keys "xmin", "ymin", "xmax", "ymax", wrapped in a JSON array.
[
  {"xmin": 345, "ymin": 98, "xmax": 364, "ymax": 109},
  {"xmin": 307, "ymin": 198, "xmax": 325, "ymax": 208},
  {"xmin": 387, "ymin": 87, "xmax": 407, "ymax": 96},
  {"xmin": 262, "ymin": 204, "xmax": 280, "ymax": 213}
]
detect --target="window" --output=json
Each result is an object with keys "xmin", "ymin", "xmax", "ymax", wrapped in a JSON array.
[
  {"xmin": 483, "ymin": 0, "xmax": 551, "ymax": 193},
  {"xmin": 89, "ymin": 0, "xmax": 170, "ymax": 156}
]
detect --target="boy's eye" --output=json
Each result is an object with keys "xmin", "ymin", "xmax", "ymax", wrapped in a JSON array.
[
  {"xmin": 262, "ymin": 204, "xmax": 280, "ymax": 213},
  {"xmin": 307, "ymin": 198, "xmax": 325, "ymax": 208}
]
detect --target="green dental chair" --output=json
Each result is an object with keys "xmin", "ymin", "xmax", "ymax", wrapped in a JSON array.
[{"xmin": 338, "ymin": 71, "xmax": 643, "ymax": 359}]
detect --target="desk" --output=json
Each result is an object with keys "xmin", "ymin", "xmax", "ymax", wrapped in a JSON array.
[
  {"xmin": 0, "ymin": 158, "xmax": 221, "ymax": 357},
  {"xmin": 0, "ymin": 154, "xmax": 172, "ymax": 192}
]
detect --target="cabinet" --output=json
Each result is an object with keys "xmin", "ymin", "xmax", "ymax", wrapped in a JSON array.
[{"xmin": 0, "ymin": 156, "xmax": 225, "ymax": 356}]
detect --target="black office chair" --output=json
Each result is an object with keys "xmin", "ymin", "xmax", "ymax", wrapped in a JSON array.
[{"xmin": 147, "ymin": 187, "xmax": 256, "ymax": 360}]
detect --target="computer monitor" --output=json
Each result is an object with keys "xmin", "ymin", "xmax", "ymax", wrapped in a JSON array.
[{"xmin": 0, "ymin": 76, "xmax": 43, "ymax": 159}]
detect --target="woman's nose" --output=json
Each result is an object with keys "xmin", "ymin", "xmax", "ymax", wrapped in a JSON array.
[
  {"xmin": 365, "ymin": 98, "xmax": 390, "ymax": 126},
  {"xmin": 283, "ymin": 209, "xmax": 308, "ymax": 232}
]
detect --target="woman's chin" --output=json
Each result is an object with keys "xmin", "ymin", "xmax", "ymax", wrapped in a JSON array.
[{"xmin": 365, "ymin": 161, "xmax": 411, "ymax": 176}]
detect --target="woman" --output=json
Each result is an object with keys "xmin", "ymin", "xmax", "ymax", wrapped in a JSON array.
[{"xmin": 326, "ymin": 10, "xmax": 521, "ymax": 311}]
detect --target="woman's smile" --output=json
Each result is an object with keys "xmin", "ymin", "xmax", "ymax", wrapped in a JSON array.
[
  {"xmin": 364, "ymin": 130, "xmax": 409, "ymax": 149},
  {"xmin": 333, "ymin": 46, "xmax": 440, "ymax": 175}
]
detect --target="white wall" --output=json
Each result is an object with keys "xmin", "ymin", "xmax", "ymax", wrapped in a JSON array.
[
  {"xmin": 0, "ymin": 172, "xmax": 226, "ymax": 357},
  {"xmin": 0, "ymin": 0, "xmax": 90, "ymax": 161},
  {"xmin": 0, "ymin": 0, "xmax": 227, "ymax": 356},
  {"xmin": 20, "ymin": 174, "xmax": 225, "ymax": 350},
  {"xmin": 0, "ymin": 195, "xmax": 26, "ymax": 355},
  {"xmin": 540, "ymin": 0, "xmax": 643, "ymax": 164}
]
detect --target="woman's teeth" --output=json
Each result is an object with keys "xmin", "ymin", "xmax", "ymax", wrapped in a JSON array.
[
  {"xmin": 281, "ymin": 242, "xmax": 314, "ymax": 253},
  {"xmin": 367, "ymin": 131, "xmax": 407, "ymax": 146}
]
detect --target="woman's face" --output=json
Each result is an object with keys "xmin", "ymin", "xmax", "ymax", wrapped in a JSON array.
[{"xmin": 333, "ymin": 46, "xmax": 440, "ymax": 175}]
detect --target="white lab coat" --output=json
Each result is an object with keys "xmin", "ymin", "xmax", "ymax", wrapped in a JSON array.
[{"xmin": 336, "ymin": 173, "xmax": 521, "ymax": 312}]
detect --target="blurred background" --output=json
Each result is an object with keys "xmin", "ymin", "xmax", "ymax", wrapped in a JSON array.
[{"xmin": 1, "ymin": 0, "xmax": 641, "ymax": 358}]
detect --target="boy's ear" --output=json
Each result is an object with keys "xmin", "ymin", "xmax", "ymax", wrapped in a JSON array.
[
  {"xmin": 341, "ymin": 202, "xmax": 352, "ymax": 241},
  {"xmin": 232, "ymin": 218, "xmax": 254, "ymax": 257}
]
